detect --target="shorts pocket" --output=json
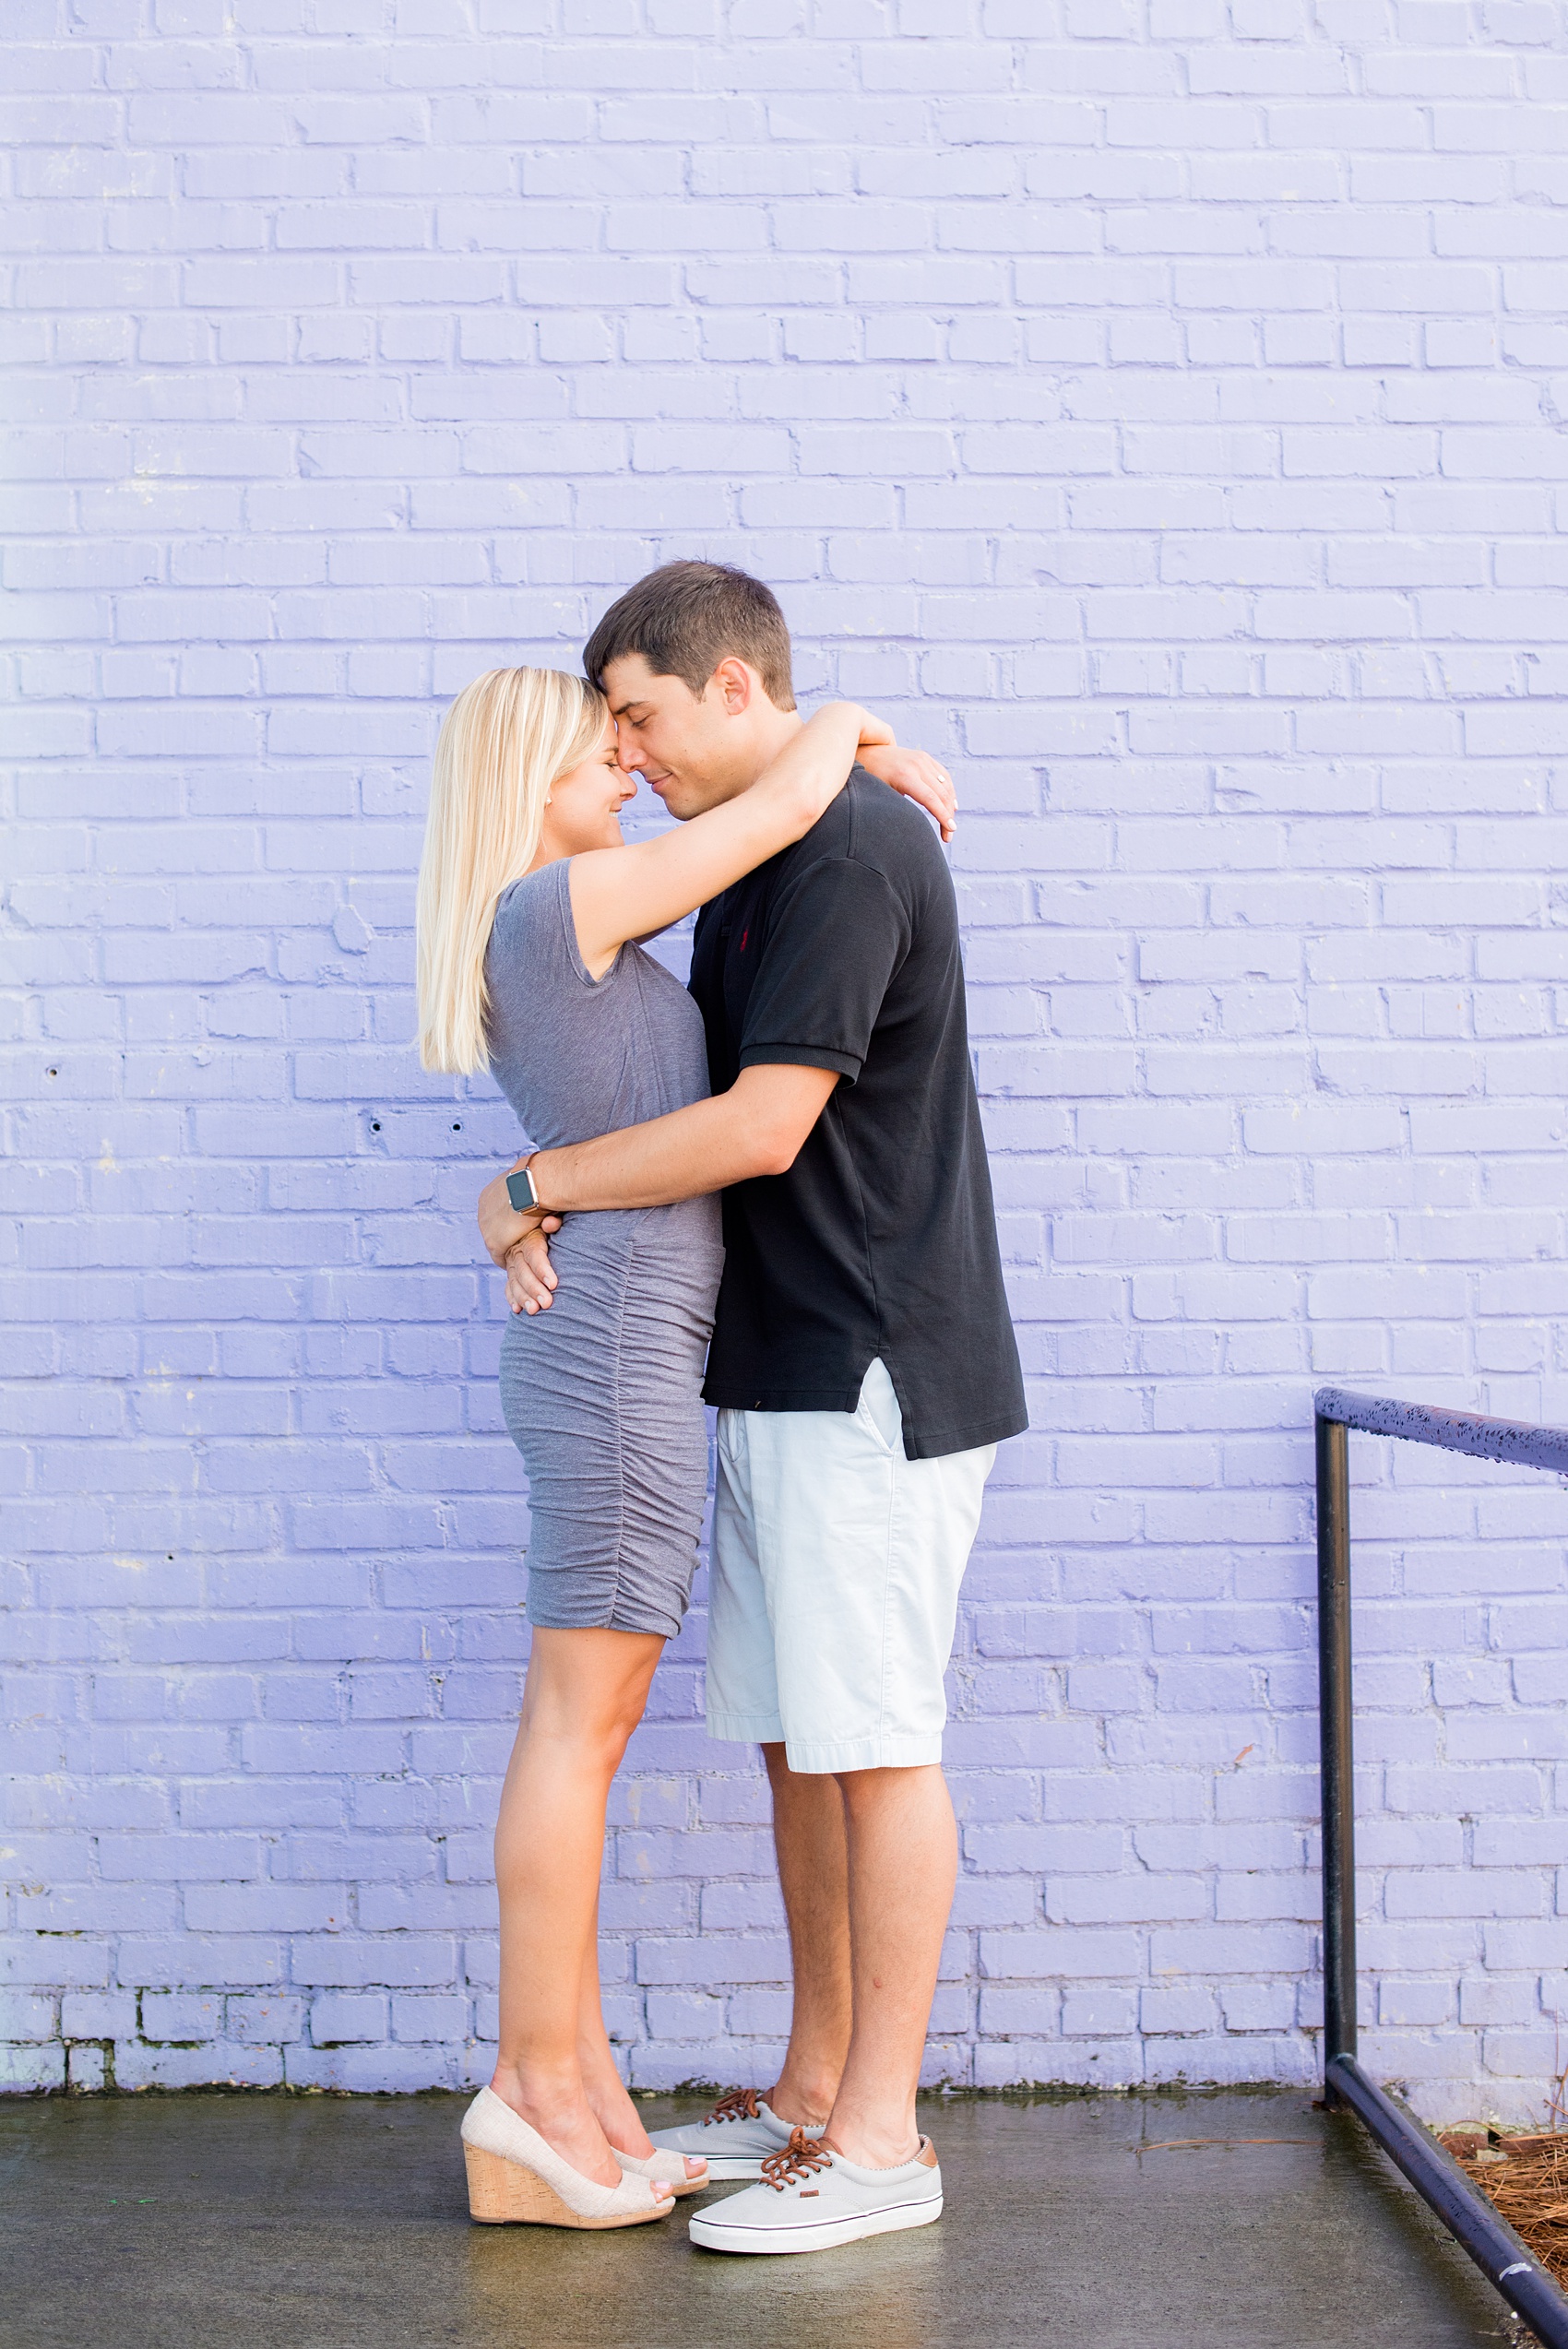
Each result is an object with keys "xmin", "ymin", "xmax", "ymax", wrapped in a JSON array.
[{"xmin": 856, "ymin": 1358, "xmax": 904, "ymax": 1456}]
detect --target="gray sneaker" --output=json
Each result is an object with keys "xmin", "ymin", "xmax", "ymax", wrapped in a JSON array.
[
  {"xmin": 687, "ymin": 2129, "xmax": 943, "ymax": 2255},
  {"xmin": 647, "ymin": 2087, "xmax": 824, "ymax": 2182}
]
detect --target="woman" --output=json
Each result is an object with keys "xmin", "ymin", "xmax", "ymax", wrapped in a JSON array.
[{"xmin": 415, "ymin": 667, "xmax": 950, "ymax": 2231}]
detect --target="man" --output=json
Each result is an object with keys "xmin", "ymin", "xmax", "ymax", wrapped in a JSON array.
[{"xmin": 478, "ymin": 562, "xmax": 1026, "ymax": 2253}]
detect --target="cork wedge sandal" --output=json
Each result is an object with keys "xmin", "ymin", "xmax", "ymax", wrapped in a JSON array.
[{"xmin": 461, "ymin": 2086, "xmax": 675, "ymax": 2230}]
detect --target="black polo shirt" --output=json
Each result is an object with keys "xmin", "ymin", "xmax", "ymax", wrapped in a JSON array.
[{"xmin": 688, "ymin": 767, "xmax": 1027, "ymax": 1462}]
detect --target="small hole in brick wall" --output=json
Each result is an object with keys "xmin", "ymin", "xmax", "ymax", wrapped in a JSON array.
[
  {"xmin": 451, "ymin": 1120, "xmax": 462, "ymax": 1132},
  {"xmin": 46, "ymin": 1067, "xmax": 57, "ymax": 1078},
  {"xmin": 370, "ymin": 1121, "xmax": 381, "ymax": 1132}
]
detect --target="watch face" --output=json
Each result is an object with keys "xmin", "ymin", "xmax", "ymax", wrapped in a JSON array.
[{"xmin": 507, "ymin": 1169, "xmax": 533, "ymax": 1213}]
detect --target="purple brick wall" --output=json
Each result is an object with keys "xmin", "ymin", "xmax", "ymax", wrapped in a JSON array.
[{"xmin": 5, "ymin": 3, "xmax": 1568, "ymax": 2124}]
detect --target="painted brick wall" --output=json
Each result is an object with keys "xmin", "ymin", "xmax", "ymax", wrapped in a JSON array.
[{"xmin": 5, "ymin": 2, "xmax": 1568, "ymax": 2125}]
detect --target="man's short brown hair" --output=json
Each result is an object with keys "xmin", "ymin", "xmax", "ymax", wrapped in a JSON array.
[{"xmin": 583, "ymin": 561, "xmax": 796, "ymax": 711}]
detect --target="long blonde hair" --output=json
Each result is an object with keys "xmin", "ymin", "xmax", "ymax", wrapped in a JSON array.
[{"xmin": 416, "ymin": 666, "xmax": 607, "ymax": 1073}]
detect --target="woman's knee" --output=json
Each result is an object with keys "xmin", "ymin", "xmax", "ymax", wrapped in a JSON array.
[
  {"xmin": 540, "ymin": 1717, "xmax": 636, "ymax": 1781},
  {"xmin": 521, "ymin": 1626, "xmax": 662, "ymax": 1748},
  {"xmin": 505, "ymin": 1710, "xmax": 636, "ymax": 1799}
]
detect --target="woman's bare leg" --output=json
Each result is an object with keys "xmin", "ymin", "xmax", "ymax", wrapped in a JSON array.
[
  {"xmin": 575, "ymin": 1916, "xmax": 706, "ymax": 2181},
  {"xmin": 489, "ymin": 1626, "xmax": 663, "ymax": 2186},
  {"xmin": 574, "ymin": 1901, "xmax": 650, "ymax": 2152}
]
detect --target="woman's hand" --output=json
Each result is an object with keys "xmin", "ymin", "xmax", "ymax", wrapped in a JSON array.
[
  {"xmin": 478, "ymin": 1161, "xmax": 535, "ymax": 1266},
  {"xmin": 856, "ymin": 741, "xmax": 957, "ymax": 843},
  {"xmin": 505, "ymin": 1224, "xmax": 560, "ymax": 1314},
  {"xmin": 478, "ymin": 1158, "xmax": 562, "ymax": 1310}
]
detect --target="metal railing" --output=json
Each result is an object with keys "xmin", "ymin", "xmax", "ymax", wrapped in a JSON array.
[{"xmin": 1314, "ymin": 1385, "xmax": 1568, "ymax": 2349}]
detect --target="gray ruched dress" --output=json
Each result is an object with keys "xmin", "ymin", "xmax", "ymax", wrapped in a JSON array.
[{"xmin": 484, "ymin": 860, "xmax": 724, "ymax": 1639}]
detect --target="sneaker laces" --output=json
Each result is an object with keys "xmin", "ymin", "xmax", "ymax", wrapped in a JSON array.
[
  {"xmin": 705, "ymin": 2086, "xmax": 763, "ymax": 2127},
  {"xmin": 759, "ymin": 2129, "xmax": 837, "ymax": 2193}
]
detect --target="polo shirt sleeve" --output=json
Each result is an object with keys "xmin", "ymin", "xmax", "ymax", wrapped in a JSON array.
[{"xmin": 737, "ymin": 856, "xmax": 910, "ymax": 1086}]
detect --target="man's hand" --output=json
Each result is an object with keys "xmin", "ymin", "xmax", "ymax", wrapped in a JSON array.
[
  {"xmin": 505, "ymin": 1226, "xmax": 559, "ymax": 1315},
  {"xmin": 856, "ymin": 744, "xmax": 956, "ymax": 843},
  {"xmin": 478, "ymin": 1159, "xmax": 544, "ymax": 1267}
]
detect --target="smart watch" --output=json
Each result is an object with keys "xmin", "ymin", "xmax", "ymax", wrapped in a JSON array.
[{"xmin": 505, "ymin": 1157, "xmax": 542, "ymax": 1214}]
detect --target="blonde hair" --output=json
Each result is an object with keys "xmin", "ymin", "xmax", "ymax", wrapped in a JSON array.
[{"xmin": 416, "ymin": 666, "xmax": 607, "ymax": 1073}]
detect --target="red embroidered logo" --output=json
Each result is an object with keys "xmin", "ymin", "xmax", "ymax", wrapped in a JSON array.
[{"xmin": 739, "ymin": 927, "xmax": 749, "ymax": 951}]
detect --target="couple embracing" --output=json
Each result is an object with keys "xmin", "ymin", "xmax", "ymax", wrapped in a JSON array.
[{"xmin": 415, "ymin": 562, "xmax": 1026, "ymax": 2257}]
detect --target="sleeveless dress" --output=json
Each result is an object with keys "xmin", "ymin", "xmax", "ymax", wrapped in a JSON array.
[{"xmin": 484, "ymin": 859, "xmax": 725, "ymax": 1639}]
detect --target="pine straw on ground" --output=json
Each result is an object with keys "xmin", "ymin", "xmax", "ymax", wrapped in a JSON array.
[{"xmin": 1441, "ymin": 2132, "xmax": 1568, "ymax": 2292}]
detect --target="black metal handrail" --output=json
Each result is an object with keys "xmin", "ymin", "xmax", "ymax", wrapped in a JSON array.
[{"xmin": 1315, "ymin": 1386, "xmax": 1568, "ymax": 2349}]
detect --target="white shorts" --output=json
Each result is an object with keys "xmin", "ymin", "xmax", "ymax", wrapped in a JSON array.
[{"xmin": 705, "ymin": 1358, "xmax": 996, "ymax": 1775}]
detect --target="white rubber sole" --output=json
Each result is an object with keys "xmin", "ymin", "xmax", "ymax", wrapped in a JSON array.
[{"xmin": 688, "ymin": 2190, "xmax": 943, "ymax": 2256}]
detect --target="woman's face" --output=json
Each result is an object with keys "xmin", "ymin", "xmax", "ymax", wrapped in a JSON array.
[{"xmin": 542, "ymin": 717, "xmax": 637, "ymax": 856}]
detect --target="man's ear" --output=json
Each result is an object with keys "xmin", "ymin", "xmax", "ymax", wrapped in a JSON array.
[{"xmin": 710, "ymin": 657, "xmax": 756, "ymax": 716}]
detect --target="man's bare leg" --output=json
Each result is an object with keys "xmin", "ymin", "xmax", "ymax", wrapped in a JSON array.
[
  {"xmin": 821, "ymin": 1762, "xmax": 957, "ymax": 2170},
  {"xmin": 760, "ymin": 1740, "xmax": 852, "ymax": 2126}
]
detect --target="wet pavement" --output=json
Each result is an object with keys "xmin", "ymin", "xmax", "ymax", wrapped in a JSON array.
[{"xmin": 0, "ymin": 2086, "xmax": 1525, "ymax": 2349}]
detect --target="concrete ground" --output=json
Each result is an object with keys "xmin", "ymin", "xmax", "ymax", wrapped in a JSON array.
[{"xmin": 0, "ymin": 2086, "xmax": 1527, "ymax": 2349}]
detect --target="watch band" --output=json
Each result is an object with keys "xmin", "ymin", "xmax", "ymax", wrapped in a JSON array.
[{"xmin": 505, "ymin": 1157, "xmax": 540, "ymax": 1215}]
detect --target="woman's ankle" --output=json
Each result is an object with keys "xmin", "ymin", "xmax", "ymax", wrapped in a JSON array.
[
  {"xmin": 580, "ymin": 2068, "xmax": 652, "ymax": 2155},
  {"xmin": 486, "ymin": 2068, "xmax": 626, "ymax": 2186},
  {"xmin": 489, "ymin": 2065, "xmax": 584, "ymax": 2127}
]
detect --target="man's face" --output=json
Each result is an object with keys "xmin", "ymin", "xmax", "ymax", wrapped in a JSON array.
[{"xmin": 600, "ymin": 652, "xmax": 773, "ymax": 820}]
